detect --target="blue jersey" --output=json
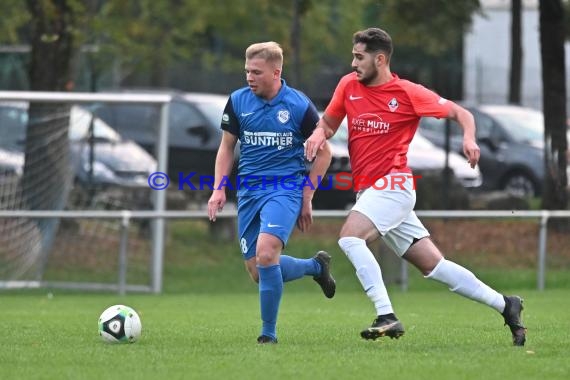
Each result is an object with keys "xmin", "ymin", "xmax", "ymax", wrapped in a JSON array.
[{"xmin": 221, "ymin": 79, "xmax": 319, "ymax": 197}]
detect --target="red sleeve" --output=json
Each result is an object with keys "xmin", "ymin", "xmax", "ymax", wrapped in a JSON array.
[
  {"xmin": 403, "ymin": 81, "xmax": 454, "ymax": 118},
  {"xmin": 324, "ymin": 73, "xmax": 352, "ymax": 119}
]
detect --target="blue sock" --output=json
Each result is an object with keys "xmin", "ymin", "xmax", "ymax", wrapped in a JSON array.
[
  {"xmin": 279, "ymin": 255, "xmax": 322, "ymax": 282},
  {"xmin": 258, "ymin": 264, "xmax": 283, "ymax": 340}
]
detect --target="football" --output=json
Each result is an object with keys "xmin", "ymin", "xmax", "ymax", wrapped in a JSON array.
[{"xmin": 98, "ymin": 304, "xmax": 142, "ymax": 343}]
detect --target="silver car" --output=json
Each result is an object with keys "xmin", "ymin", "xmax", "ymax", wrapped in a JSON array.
[
  {"xmin": 0, "ymin": 102, "xmax": 157, "ymax": 189},
  {"xmin": 419, "ymin": 105, "xmax": 569, "ymax": 197}
]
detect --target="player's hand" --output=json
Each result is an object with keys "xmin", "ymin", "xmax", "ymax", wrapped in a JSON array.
[
  {"xmin": 296, "ymin": 198, "xmax": 313, "ymax": 232},
  {"xmin": 463, "ymin": 139, "xmax": 480, "ymax": 169},
  {"xmin": 304, "ymin": 128, "xmax": 327, "ymax": 162},
  {"xmin": 207, "ymin": 190, "xmax": 226, "ymax": 222}
]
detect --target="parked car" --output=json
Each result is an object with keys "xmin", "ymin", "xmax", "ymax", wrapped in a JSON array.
[
  {"xmin": 0, "ymin": 147, "xmax": 24, "ymax": 177},
  {"xmin": 419, "ymin": 104, "xmax": 568, "ymax": 197},
  {"xmin": 0, "ymin": 147, "xmax": 24, "ymax": 194},
  {"xmin": 408, "ymin": 132, "xmax": 482, "ymax": 188},
  {"xmin": 0, "ymin": 102, "xmax": 157, "ymax": 190},
  {"xmin": 89, "ymin": 91, "xmax": 231, "ymax": 184},
  {"xmin": 69, "ymin": 107, "xmax": 158, "ymax": 188}
]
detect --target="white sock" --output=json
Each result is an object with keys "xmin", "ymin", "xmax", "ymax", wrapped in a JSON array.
[
  {"xmin": 338, "ymin": 237, "xmax": 394, "ymax": 315},
  {"xmin": 426, "ymin": 259, "xmax": 505, "ymax": 312}
]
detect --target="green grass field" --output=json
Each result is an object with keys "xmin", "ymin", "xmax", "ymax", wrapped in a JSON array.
[
  {"xmin": 1, "ymin": 290, "xmax": 569, "ymax": 380},
  {"xmin": 2, "ymin": 220, "xmax": 570, "ymax": 379}
]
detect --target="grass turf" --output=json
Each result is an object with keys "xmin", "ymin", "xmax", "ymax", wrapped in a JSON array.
[
  {"xmin": 1, "ymin": 289, "xmax": 569, "ymax": 380},
  {"xmin": 3, "ymin": 219, "xmax": 570, "ymax": 379}
]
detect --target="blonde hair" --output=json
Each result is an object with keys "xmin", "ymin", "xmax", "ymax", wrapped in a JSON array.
[{"xmin": 245, "ymin": 42, "xmax": 283, "ymax": 70}]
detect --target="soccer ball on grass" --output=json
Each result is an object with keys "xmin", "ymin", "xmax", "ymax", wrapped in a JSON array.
[{"xmin": 98, "ymin": 304, "xmax": 142, "ymax": 343}]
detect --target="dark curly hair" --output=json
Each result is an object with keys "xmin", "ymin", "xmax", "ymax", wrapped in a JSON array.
[{"xmin": 352, "ymin": 28, "xmax": 393, "ymax": 62}]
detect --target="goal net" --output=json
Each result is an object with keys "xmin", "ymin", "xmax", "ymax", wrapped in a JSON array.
[
  {"xmin": 0, "ymin": 100, "xmax": 154, "ymax": 288},
  {"xmin": 0, "ymin": 102, "xmax": 72, "ymax": 281}
]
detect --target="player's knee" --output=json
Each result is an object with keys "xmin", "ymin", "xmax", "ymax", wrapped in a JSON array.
[{"xmin": 256, "ymin": 251, "xmax": 278, "ymax": 267}]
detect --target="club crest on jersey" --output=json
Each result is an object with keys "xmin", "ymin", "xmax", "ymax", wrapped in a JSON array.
[
  {"xmin": 388, "ymin": 98, "xmax": 399, "ymax": 112},
  {"xmin": 277, "ymin": 110, "xmax": 290, "ymax": 124}
]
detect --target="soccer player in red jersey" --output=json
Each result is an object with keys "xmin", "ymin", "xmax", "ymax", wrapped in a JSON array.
[{"xmin": 305, "ymin": 28, "xmax": 526, "ymax": 346}]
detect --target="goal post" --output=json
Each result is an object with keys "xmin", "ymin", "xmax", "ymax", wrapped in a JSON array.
[{"xmin": 0, "ymin": 91, "xmax": 172, "ymax": 293}]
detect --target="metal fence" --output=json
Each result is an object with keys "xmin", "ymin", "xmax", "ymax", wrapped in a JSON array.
[{"xmin": 0, "ymin": 209, "xmax": 569, "ymax": 294}]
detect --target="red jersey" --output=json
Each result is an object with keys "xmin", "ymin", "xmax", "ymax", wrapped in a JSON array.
[{"xmin": 326, "ymin": 72, "xmax": 454, "ymax": 191}]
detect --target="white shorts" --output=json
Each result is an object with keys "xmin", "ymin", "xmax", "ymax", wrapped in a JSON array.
[{"xmin": 351, "ymin": 173, "xmax": 429, "ymax": 256}]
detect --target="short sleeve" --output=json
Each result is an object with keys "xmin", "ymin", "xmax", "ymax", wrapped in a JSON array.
[
  {"xmin": 221, "ymin": 97, "xmax": 239, "ymax": 136},
  {"xmin": 300, "ymin": 101, "xmax": 320, "ymax": 139},
  {"xmin": 405, "ymin": 82, "xmax": 454, "ymax": 118}
]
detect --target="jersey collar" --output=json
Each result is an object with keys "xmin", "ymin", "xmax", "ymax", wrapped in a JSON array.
[{"xmin": 265, "ymin": 79, "xmax": 288, "ymax": 106}]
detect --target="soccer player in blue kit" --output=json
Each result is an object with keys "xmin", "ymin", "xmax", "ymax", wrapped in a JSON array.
[{"xmin": 207, "ymin": 41, "xmax": 336, "ymax": 344}]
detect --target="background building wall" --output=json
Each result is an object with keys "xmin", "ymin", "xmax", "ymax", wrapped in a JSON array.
[{"xmin": 464, "ymin": 0, "xmax": 570, "ymax": 110}]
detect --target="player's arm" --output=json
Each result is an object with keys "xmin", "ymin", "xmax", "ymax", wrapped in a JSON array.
[
  {"xmin": 214, "ymin": 131, "xmax": 238, "ymax": 188},
  {"xmin": 208, "ymin": 131, "xmax": 238, "ymax": 221},
  {"xmin": 297, "ymin": 102, "xmax": 333, "ymax": 232},
  {"xmin": 407, "ymin": 82, "xmax": 480, "ymax": 169},
  {"xmin": 305, "ymin": 75, "xmax": 348, "ymax": 161},
  {"xmin": 447, "ymin": 102, "xmax": 480, "ymax": 169},
  {"xmin": 298, "ymin": 138, "xmax": 332, "ymax": 232},
  {"xmin": 301, "ymin": 103, "xmax": 334, "ymax": 197},
  {"xmin": 208, "ymin": 98, "xmax": 239, "ymax": 222},
  {"xmin": 305, "ymin": 140, "xmax": 332, "ymax": 202},
  {"xmin": 317, "ymin": 113, "xmax": 344, "ymax": 139},
  {"xmin": 305, "ymin": 113, "xmax": 344, "ymax": 162}
]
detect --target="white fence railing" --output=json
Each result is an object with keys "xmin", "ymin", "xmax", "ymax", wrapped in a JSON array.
[{"xmin": 0, "ymin": 209, "xmax": 569, "ymax": 294}]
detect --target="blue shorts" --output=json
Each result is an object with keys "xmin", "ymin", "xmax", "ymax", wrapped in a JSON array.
[{"xmin": 237, "ymin": 191, "xmax": 302, "ymax": 260}]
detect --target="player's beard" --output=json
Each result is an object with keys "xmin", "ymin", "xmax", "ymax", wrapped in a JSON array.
[{"xmin": 357, "ymin": 66, "xmax": 379, "ymax": 86}]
